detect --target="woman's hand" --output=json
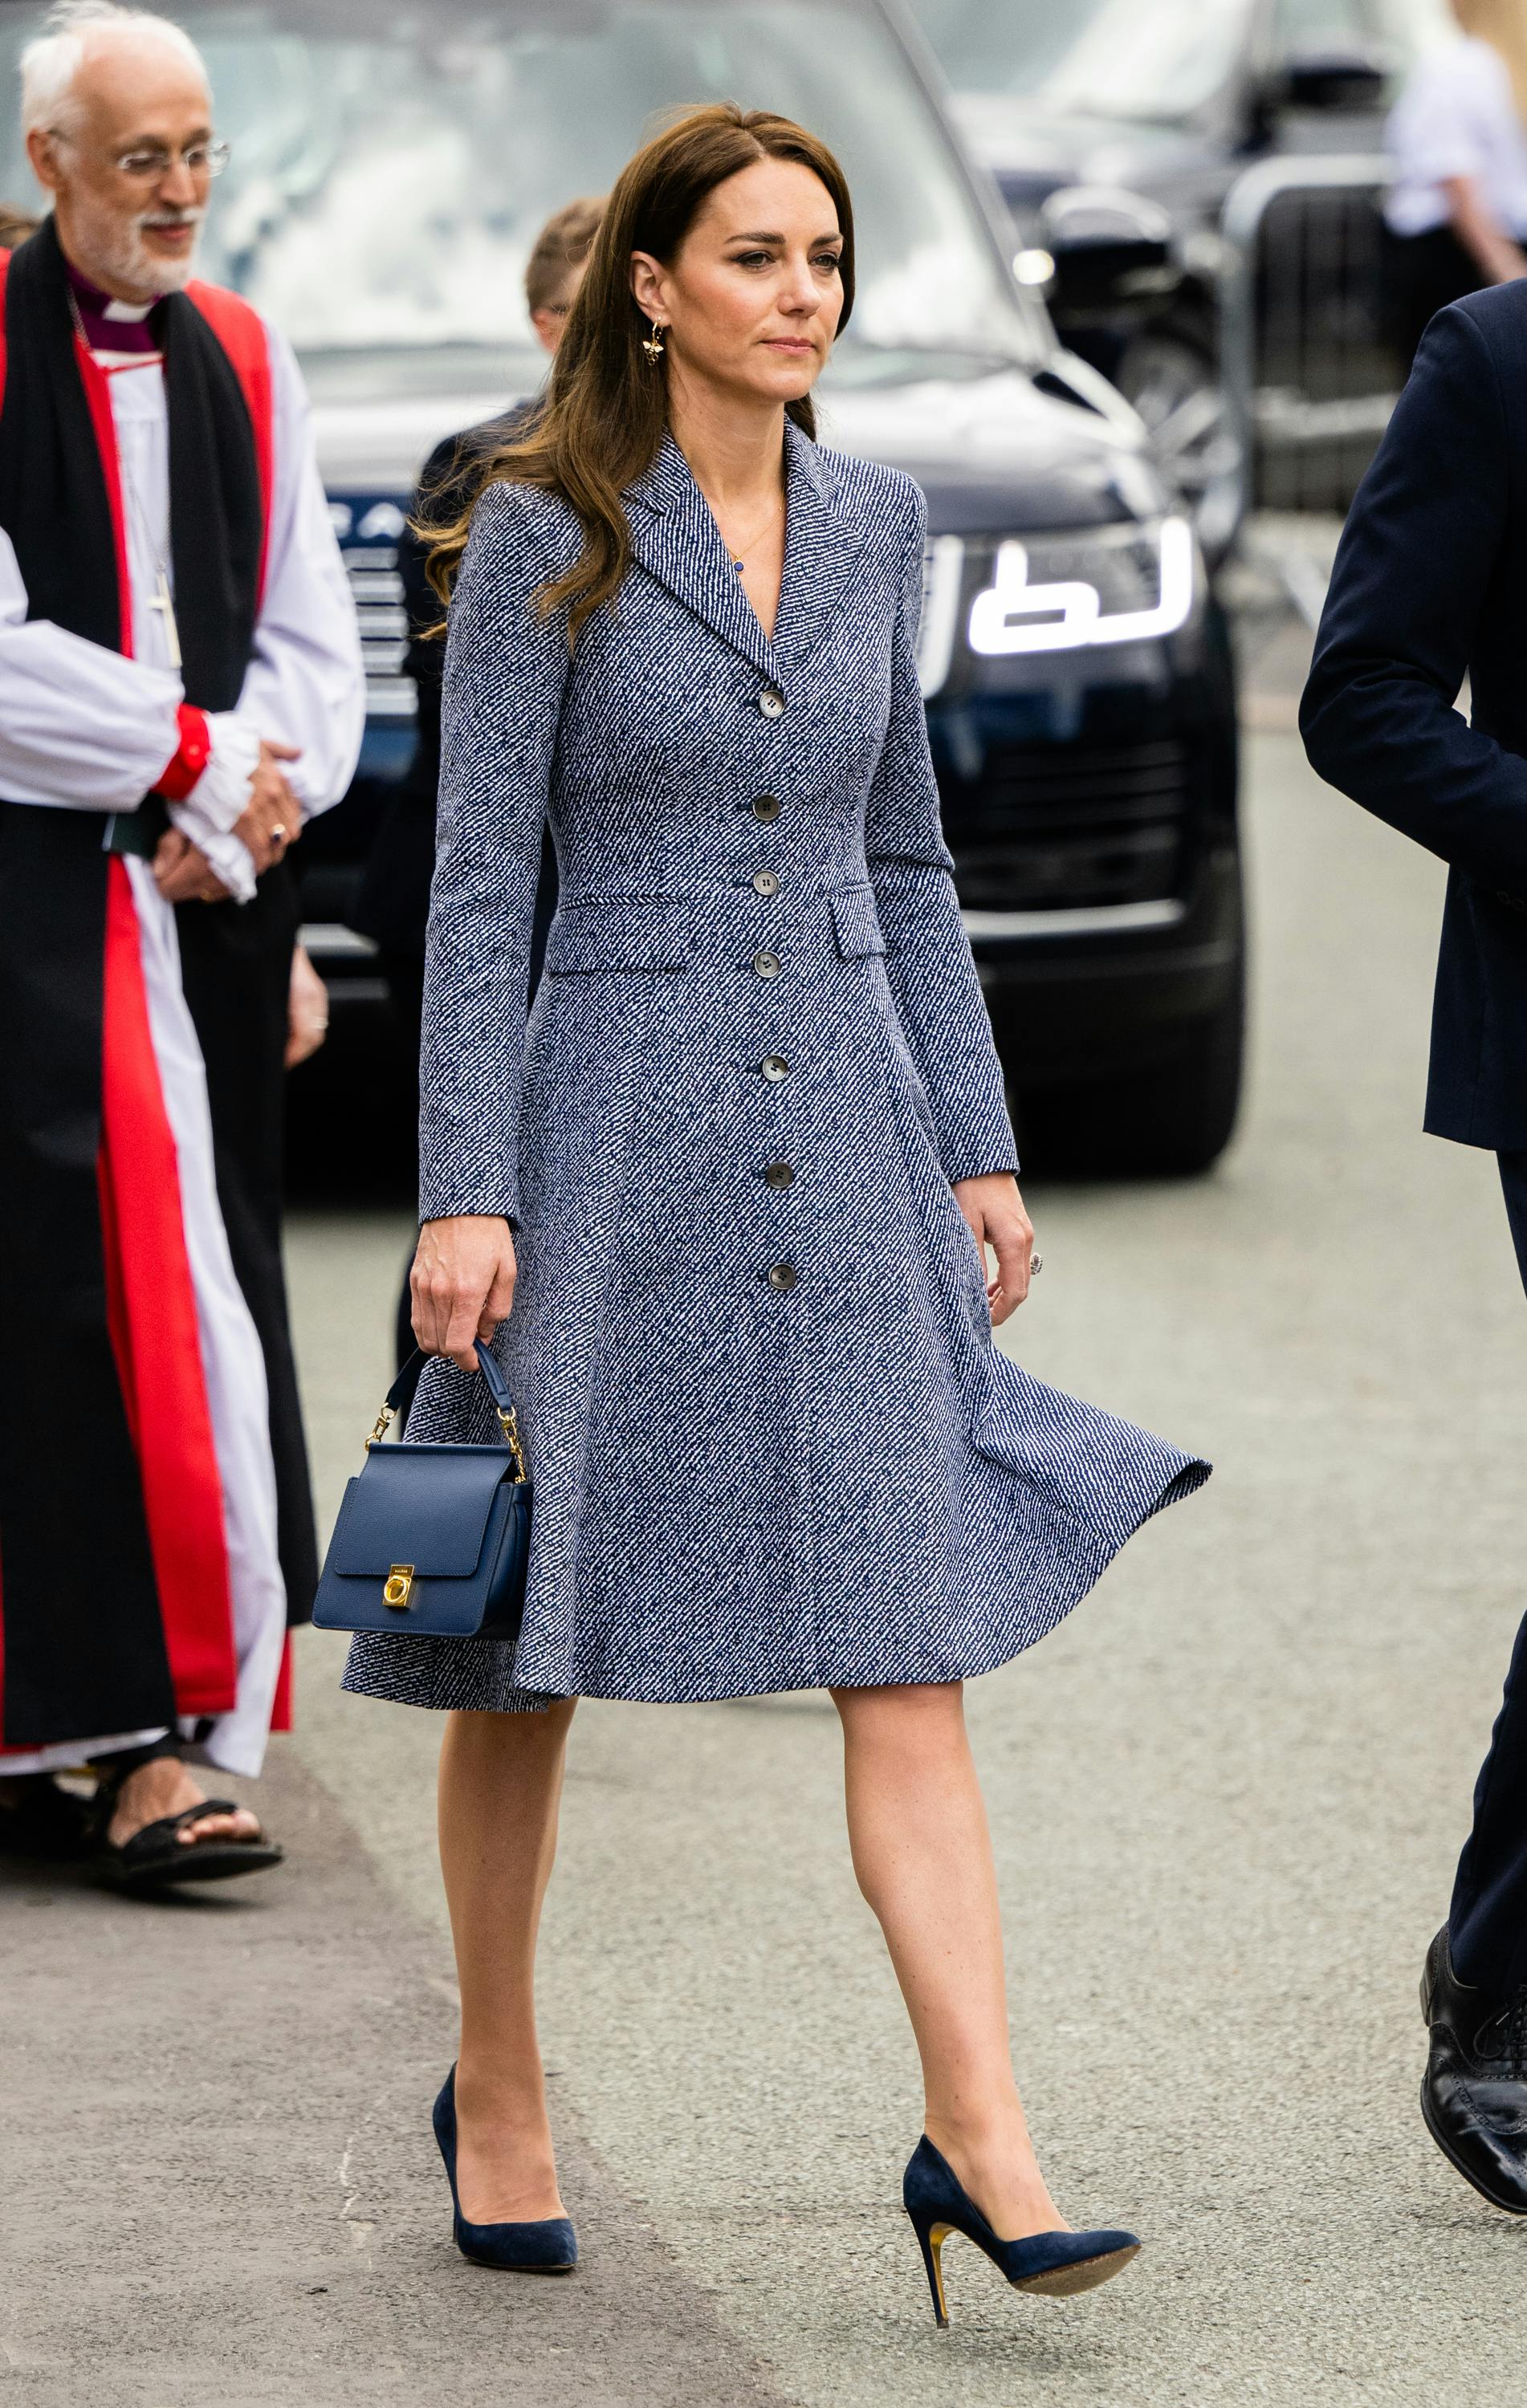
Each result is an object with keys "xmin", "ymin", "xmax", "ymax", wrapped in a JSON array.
[
  {"xmin": 952, "ymin": 1172, "xmax": 1036, "ymax": 1328},
  {"xmin": 411, "ymin": 1214, "xmax": 518, "ymax": 1371}
]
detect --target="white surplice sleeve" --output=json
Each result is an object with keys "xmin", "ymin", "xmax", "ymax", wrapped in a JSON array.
[
  {"xmin": 218, "ymin": 322, "xmax": 364, "ymax": 822},
  {"xmin": 0, "ymin": 317, "xmax": 361, "ymax": 894},
  {"xmin": 0, "ymin": 526, "xmax": 185, "ymax": 808}
]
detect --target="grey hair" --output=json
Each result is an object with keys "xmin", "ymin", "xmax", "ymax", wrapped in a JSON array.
[{"xmin": 20, "ymin": 2, "xmax": 209, "ymax": 137}]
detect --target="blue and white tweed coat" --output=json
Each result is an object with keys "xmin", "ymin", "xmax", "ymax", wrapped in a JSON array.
[{"xmin": 344, "ymin": 423, "xmax": 1207, "ymax": 1715}]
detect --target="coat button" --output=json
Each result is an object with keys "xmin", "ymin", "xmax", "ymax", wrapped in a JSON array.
[
  {"xmin": 752, "ymin": 869, "xmax": 780, "ymax": 897},
  {"xmin": 759, "ymin": 1054, "xmax": 790, "ymax": 1080},
  {"xmin": 751, "ymin": 794, "xmax": 782, "ymax": 823},
  {"xmin": 752, "ymin": 949, "xmax": 781, "ymax": 979},
  {"xmin": 757, "ymin": 687, "xmax": 785, "ymax": 718},
  {"xmin": 764, "ymin": 1162, "xmax": 796, "ymax": 1189},
  {"xmin": 767, "ymin": 1262, "xmax": 799, "ymax": 1291}
]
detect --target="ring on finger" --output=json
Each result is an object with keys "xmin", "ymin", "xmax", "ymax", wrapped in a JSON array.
[{"xmin": 1029, "ymin": 1251, "xmax": 1043, "ymax": 1276}]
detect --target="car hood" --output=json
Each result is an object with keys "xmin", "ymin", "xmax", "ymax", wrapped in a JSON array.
[
  {"xmin": 312, "ymin": 361, "xmax": 1167, "ymax": 538},
  {"xmin": 951, "ymin": 93, "xmax": 1217, "ymax": 207}
]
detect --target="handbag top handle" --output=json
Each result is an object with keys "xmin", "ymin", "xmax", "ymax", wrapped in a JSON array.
[{"xmin": 365, "ymin": 1340, "xmax": 526, "ymax": 1480}]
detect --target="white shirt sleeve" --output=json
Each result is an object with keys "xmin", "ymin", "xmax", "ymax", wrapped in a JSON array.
[
  {"xmin": 188, "ymin": 714, "xmax": 262, "ymax": 833},
  {"xmin": 1388, "ymin": 45, "xmax": 1492, "ymax": 185},
  {"xmin": 221, "ymin": 322, "xmax": 365, "ymax": 823},
  {"xmin": 168, "ymin": 714, "xmax": 263, "ymax": 900},
  {"xmin": 0, "ymin": 319, "xmax": 362, "ymax": 849},
  {"xmin": 0, "ymin": 523, "xmax": 185, "ymax": 809}
]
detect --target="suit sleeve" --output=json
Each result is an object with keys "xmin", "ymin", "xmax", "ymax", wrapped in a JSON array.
[
  {"xmin": 418, "ymin": 479, "xmax": 575, "ymax": 1224},
  {"xmin": 1301, "ymin": 303, "xmax": 1527, "ymax": 885},
  {"xmin": 399, "ymin": 431, "xmax": 472, "ymax": 807},
  {"xmin": 865, "ymin": 484, "xmax": 1020, "ymax": 1185}
]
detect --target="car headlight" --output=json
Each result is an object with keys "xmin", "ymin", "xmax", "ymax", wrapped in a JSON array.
[{"xmin": 918, "ymin": 518, "xmax": 1196, "ymax": 696}]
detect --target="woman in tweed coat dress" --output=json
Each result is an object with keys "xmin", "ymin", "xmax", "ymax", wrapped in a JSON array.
[{"xmin": 344, "ymin": 107, "xmax": 1209, "ymax": 2307}]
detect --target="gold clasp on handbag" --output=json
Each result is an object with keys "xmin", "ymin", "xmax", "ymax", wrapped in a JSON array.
[
  {"xmin": 366, "ymin": 1401, "xmax": 396, "ymax": 1451},
  {"xmin": 497, "ymin": 1404, "xmax": 527, "ymax": 1482},
  {"xmin": 383, "ymin": 1564, "xmax": 415, "ymax": 1609}
]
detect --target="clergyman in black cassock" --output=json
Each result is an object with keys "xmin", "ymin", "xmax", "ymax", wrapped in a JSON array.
[{"xmin": 0, "ymin": 8, "xmax": 361, "ymax": 1885}]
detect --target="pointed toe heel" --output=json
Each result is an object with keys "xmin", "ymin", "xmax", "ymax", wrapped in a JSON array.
[
  {"xmin": 1006, "ymin": 2232, "xmax": 1142, "ymax": 2298},
  {"xmin": 433, "ymin": 2069, "xmax": 578, "ymax": 2274},
  {"xmin": 903, "ymin": 2137, "xmax": 1139, "ymax": 2326}
]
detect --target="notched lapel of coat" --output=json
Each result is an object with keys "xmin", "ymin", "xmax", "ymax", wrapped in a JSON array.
[
  {"xmin": 771, "ymin": 421, "xmax": 873, "ymax": 676},
  {"xmin": 625, "ymin": 435, "xmax": 781, "ymax": 686}
]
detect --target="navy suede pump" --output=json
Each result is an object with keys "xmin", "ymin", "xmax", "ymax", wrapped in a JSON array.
[
  {"xmin": 433, "ymin": 2068, "xmax": 578, "ymax": 2274},
  {"xmin": 902, "ymin": 2137, "xmax": 1139, "ymax": 2326}
]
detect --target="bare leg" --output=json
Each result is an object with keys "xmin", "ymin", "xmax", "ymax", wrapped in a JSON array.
[
  {"xmin": 437, "ymin": 1700, "xmax": 577, "ymax": 2223},
  {"xmin": 831, "ymin": 1680, "xmax": 1067, "ymax": 2243}
]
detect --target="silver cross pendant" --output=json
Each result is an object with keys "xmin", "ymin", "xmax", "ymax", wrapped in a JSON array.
[{"xmin": 150, "ymin": 567, "xmax": 182, "ymax": 670}]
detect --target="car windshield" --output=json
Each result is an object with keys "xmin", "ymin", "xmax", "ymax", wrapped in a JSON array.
[
  {"xmin": 0, "ymin": 0, "xmax": 1042, "ymax": 383},
  {"xmin": 914, "ymin": 0, "xmax": 1257, "ymax": 123}
]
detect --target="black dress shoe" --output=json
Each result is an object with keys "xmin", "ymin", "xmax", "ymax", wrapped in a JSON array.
[{"xmin": 1419, "ymin": 1926, "xmax": 1527, "ymax": 2215}]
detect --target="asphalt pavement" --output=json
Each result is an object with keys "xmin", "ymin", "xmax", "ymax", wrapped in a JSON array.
[{"xmin": 9, "ymin": 642, "xmax": 1527, "ymax": 2405}]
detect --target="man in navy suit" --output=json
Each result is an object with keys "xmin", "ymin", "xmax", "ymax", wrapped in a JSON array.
[{"xmin": 1304, "ymin": 283, "xmax": 1527, "ymax": 2215}]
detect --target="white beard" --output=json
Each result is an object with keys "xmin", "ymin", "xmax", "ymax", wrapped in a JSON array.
[
  {"xmin": 135, "ymin": 237, "xmax": 196, "ymax": 295},
  {"xmin": 73, "ymin": 195, "xmax": 204, "ymax": 299}
]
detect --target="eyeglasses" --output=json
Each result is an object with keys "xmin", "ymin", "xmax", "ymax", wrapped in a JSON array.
[
  {"xmin": 120, "ymin": 139, "xmax": 229, "ymax": 181},
  {"xmin": 50, "ymin": 131, "xmax": 231, "ymax": 181}
]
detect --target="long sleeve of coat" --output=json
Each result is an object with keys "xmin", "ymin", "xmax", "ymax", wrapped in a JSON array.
[
  {"xmin": 865, "ymin": 489, "xmax": 1020, "ymax": 1183},
  {"xmin": 1300, "ymin": 303, "xmax": 1527, "ymax": 885},
  {"xmin": 418, "ymin": 479, "xmax": 575, "ymax": 1223}
]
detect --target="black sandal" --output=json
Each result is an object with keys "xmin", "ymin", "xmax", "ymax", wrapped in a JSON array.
[
  {"xmin": 88, "ymin": 1743, "xmax": 284, "ymax": 1893},
  {"xmin": 0, "ymin": 1773, "xmax": 93, "ymax": 1861}
]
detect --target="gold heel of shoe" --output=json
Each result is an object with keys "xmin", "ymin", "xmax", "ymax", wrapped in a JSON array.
[{"xmin": 910, "ymin": 2214, "xmax": 954, "ymax": 2328}]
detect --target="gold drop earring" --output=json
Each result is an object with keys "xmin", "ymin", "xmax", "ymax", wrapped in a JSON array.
[{"xmin": 641, "ymin": 320, "xmax": 667, "ymax": 366}]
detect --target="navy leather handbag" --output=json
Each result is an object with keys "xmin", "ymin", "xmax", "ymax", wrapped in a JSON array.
[{"xmin": 312, "ymin": 1340, "xmax": 531, "ymax": 1640}]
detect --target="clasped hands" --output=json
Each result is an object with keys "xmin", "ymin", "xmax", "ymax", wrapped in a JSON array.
[
  {"xmin": 152, "ymin": 736, "xmax": 302, "ymax": 905},
  {"xmin": 412, "ymin": 1173, "xmax": 1037, "ymax": 1375}
]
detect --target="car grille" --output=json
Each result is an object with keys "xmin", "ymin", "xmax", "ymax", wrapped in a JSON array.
[
  {"xmin": 344, "ymin": 545, "xmax": 416, "ymax": 719},
  {"xmin": 940, "ymin": 736, "xmax": 1191, "ymax": 912}
]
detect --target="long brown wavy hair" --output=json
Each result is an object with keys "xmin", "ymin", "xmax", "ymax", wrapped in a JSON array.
[{"xmin": 426, "ymin": 102, "xmax": 856, "ymax": 640}]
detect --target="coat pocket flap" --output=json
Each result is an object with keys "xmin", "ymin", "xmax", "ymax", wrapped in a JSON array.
[
  {"xmin": 328, "ymin": 1445, "xmax": 516, "ymax": 1577},
  {"xmin": 544, "ymin": 903, "xmax": 693, "ymax": 974},
  {"xmin": 830, "ymin": 888, "xmax": 887, "ymax": 961}
]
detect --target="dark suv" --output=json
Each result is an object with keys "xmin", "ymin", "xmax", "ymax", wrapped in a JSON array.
[
  {"xmin": 908, "ymin": 0, "xmax": 1432, "ymax": 551},
  {"xmin": 0, "ymin": 0, "xmax": 1244, "ymax": 1173}
]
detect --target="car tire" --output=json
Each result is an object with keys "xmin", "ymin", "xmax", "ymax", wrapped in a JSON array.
[{"xmin": 1115, "ymin": 314, "xmax": 1243, "ymax": 567}]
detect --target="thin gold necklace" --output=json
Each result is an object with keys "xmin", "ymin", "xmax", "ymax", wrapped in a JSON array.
[{"xmin": 718, "ymin": 489, "xmax": 784, "ymax": 572}]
